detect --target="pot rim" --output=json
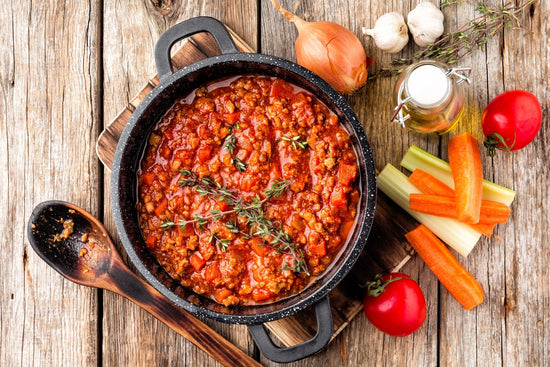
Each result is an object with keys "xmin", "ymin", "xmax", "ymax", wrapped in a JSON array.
[{"xmin": 111, "ymin": 52, "xmax": 377, "ymax": 324}]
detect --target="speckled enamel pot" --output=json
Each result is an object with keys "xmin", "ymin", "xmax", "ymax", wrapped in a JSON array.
[{"xmin": 111, "ymin": 17, "xmax": 376, "ymax": 362}]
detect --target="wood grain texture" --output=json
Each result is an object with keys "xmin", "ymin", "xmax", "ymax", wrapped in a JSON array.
[
  {"xmin": 1, "ymin": 0, "xmax": 549, "ymax": 366},
  {"xmin": 0, "ymin": 1, "xmax": 102, "ymax": 366}
]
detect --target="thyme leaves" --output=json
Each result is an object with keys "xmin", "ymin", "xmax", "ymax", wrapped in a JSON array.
[{"xmin": 174, "ymin": 169, "xmax": 308, "ymax": 274}]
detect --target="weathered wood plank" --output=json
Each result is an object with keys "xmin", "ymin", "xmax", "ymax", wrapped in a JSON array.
[
  {"xmin": 0, "ymin": 1, "xmax": 102, "ymax": 366},
  {"xmin": 1, "ymin": 0, "xmax": 549, "ymax": 366},
  {"xmin": 487, "ymin": 1, "xmax": 549, "ymax": 366},
  {"xmin": 101, "ymin": 1, "xmax": 259, "ymax": 367}
]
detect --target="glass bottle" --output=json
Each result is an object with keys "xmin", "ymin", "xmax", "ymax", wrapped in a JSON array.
[{"xmin": 391, "ymin": 60, "xmax": 471, "ymax": 134}]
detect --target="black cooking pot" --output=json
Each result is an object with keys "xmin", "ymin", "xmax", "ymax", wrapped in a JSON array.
[{"xmin": 111, "ymin": 17, "xmax": 376, "ymax": 363}]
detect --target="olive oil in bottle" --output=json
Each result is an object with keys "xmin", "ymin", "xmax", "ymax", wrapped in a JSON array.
[{"xmin": 392, "ymin": 60, "xmax": 470, "ymax": 134}]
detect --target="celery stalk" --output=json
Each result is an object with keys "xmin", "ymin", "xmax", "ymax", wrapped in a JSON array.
[
  {"xmin": 378, "ymin": 164, "xmax": 481, "ymax": 257},
  {"xmin": 401, "ymin": 145, "xmax": 516, "ymax": 206}
]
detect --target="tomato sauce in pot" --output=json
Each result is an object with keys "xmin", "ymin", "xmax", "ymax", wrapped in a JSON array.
[{"xmin": 137, "ymin": 75, "xmax": 359, "ymax": 306}]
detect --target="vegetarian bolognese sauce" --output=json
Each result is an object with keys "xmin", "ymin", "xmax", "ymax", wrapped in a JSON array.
[{"xmin": 137, "ymin": 75, "xmax": 359, "ymax": 306}]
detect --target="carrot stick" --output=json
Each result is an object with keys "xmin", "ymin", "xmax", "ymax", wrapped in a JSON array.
[
  {"xmin": 405, "ymin": 224, "xmax": 484, "ymax": 310},
  {"xmin": 409, "ymin": 169, "xmax": 496, "ymax": 237},
  {"xmin": 448, "ymin": 133, "xmax": 483, "ymax": 224},
  {"xmin": 469, "ymin": 223, "xmax": 495, "ymax": 238},
  {"xmin": 479, "ymin": 200, "xmax": 511, "ymax": 224},
  {"xmin": 409, "ymin": 194, "xmax": 511, "ymax": 224},
  {"xmin": 409, "ymin": 168, "xmax": 455, "ymax": 196}
]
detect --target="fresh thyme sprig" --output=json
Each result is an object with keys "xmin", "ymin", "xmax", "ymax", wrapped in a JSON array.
[
  {"xmin": 281, "ymin": 135, "xmax": 308, "ymax": 150},
  {"xmin": 160, "ymin": 218, "xmax": 188, "ymax": 231},
  {"xmin": 224, "ymin": 135, "xmax": 236, "ymax": 154},
  {"xmin": 160, "ymin": 218, "xmax": 175, "ymax": 231},
  {"xmin": 210, "ymin": 232, "xmax": 231, "ymax": 251},
  {"xmin": 231, "ymin": 157, "xmax": 247, "ymax": 172},
  {"xmin": 174, "ymin": 169, "xmax": 308, "ymax": 273},
  {"xmin": 223, "ymin": 132, "xmax": 248, "ymax": 172},
  {"xmin": 370, "ymin": 0, "xmax": 535, "ymax": 78}
]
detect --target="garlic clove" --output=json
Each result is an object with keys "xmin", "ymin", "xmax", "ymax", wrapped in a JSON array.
[
  {"xmin": 363, "ymin": 12, "xmax": 409, "ymax": 54},
  {"xmin": 407, "ymin": 2, "xmax": 445, "ymax": 47}
]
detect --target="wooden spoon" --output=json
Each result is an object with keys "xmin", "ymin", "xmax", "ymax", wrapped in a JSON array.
[{"xmin": 27, "ymin": 200, "xmax": 261, "ymax": 367}]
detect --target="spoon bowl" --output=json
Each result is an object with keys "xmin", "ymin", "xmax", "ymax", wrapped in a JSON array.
[
  {"xmin": 28, "ymin": 201, "xmax": 115, "ymax": 287},
  {"xmin": 27, "ymin": 200, "xmax": 261, "ymax": 367}
]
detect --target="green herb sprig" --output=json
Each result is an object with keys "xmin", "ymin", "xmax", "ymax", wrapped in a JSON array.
[
  {"xmin": 371, "ymin": 0, "xmax": 535, "ymax": 78},
  {"xmin": 175, "ymin": 169, "xmax": 308, "ymax": 274},
  {"xmin": 224, "ymin": 135, "xmax": 237, "ymax": 154},
  {"xmin": 281, "ymin": 135, "xmax": 308, "ymax": 150},
  {"xmin": 160, "ymin": 218, "xmax": 188, "ymax": 231},
  {"xmin": 231, "ymin": 157, "xmax": 247, "ymax": 172}
]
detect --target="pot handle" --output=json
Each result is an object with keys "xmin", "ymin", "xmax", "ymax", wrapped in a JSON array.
[
  {"xmin": 247, "ymin": 296, "xmax": 333, "ymax": 363},
  {"xmin": 155, "ymin": 16, "xmax": 239, "ymax": 82}
]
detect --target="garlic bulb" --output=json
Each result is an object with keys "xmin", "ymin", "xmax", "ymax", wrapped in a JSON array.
[
  {"xmin": 362, "ymin": 12, "xmax": 409, "ymax": 54},
  {"xmin": 407, "ymin": 2, "xmax": 445, "ymax": 47}
]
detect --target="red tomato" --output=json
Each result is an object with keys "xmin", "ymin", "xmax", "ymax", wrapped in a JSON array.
[
  {"xmin": 482, "ymin": 90, "xmax": 542, "ymax": 156},
  {"xmin": 363, "ymin": 272, "xmax": 426, "ymax": 337}
]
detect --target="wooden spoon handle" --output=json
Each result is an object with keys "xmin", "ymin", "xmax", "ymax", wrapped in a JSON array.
[{"xmin": 104, "ymin": 258, "xmax": 262, "ymax": 367}]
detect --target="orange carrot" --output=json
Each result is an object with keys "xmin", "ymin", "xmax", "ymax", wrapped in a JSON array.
[
  {"xmin": 204, "ymin": 263, "xmax": 221, "ymax": 282},
  {"xmin": 190, "ymin": 253, "xmax": 206, "ymax": 272},
  {"xmin": 252, "ymin": 288, "xmax": 273, "ymax": 302},
  {"xmin": 448, "ymin": 133, "xmax": 483, "ymax": 224},
  {"xmin": 330, "ymin": 185, "xmax": 348, "ymax": 207},
  {"xmin": 409, "ymin": 194, "xmax": 511, "ymax": 224},
  {"xmin": 249, "ymin": 238, "xmax": 269, "ymax": 257},
  {"xmin": 479, "ymin": 200, "xmax": 511, "ymax": 224},
  {"xmin": 338, "ymin": 162, "xmax": 357, "ymax": 185},
  {"xmin": 470, "ymin": 223, "xmax": 495, "ymax": 238},
  {"xmin": 214, "ymin": 288, "xmax": 232, "ymax": 303},
  {"xmin": 141, "ymin": 172, "xmax": 156, "ymax": 186},
  {"xmin": 405, "ymin": 224, "xmax": 484, "ymax": 310},
  {"xmin": 307, "ymin": 238, "xmax": 327, "ymax": 257},
  {"xmin": 145, "ymin": 233, "xmax": 157, "ymax": 249},
  {"xmin": 154, "ymin": 198, "xmax": 168, "ymax": 217},
  {"xmin": 409, "ymin": 168, "xmax": 455, "ymax": 197},
  {"xmin": 409, "ymin": 169, "xmax": 497, "ymax": 237}
]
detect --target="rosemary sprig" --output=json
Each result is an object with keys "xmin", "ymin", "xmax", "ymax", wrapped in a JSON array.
[
  {"xmin": 281, "ymin": 135, "xmax": 308, "ymax": 150},
  {"xmin": 174, "ymin": 169, "xmax": 308, "ymax": 273},
  {"xmin": 370, "ymin": 0, "xmax": 535, "ymax": 78}
]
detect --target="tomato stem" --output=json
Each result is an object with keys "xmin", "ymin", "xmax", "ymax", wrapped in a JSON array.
[
  {"xmin": 363, "ymin": 274, "xmax": 408, "ymax": 297},
  {"xmin": 483, "ymin": 132, "xmax": 516, "ymax": 157}
]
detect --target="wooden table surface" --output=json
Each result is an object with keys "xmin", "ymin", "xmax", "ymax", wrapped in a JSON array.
[{"xmin": 2, "ymin": 1, "xmax": 548, "ymax": 366}]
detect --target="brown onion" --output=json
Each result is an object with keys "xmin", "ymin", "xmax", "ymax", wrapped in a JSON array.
[{"xmin": 271, "ymin": 0, "xmax": 368, "ymax": 94}]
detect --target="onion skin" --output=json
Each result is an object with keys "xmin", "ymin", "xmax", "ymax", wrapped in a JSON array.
[
  {"xmin": 270, "ymin": 0, "xmax": 368, "ymax": 95},
  {"xmin": 295, "ymin": 21, "xmax": 368, "ymax": 94}
]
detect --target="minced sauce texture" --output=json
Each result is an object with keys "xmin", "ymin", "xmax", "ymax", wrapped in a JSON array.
[{"xmin": 137, "ymin": 75, "xmax": 359, "ymax": 306}]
